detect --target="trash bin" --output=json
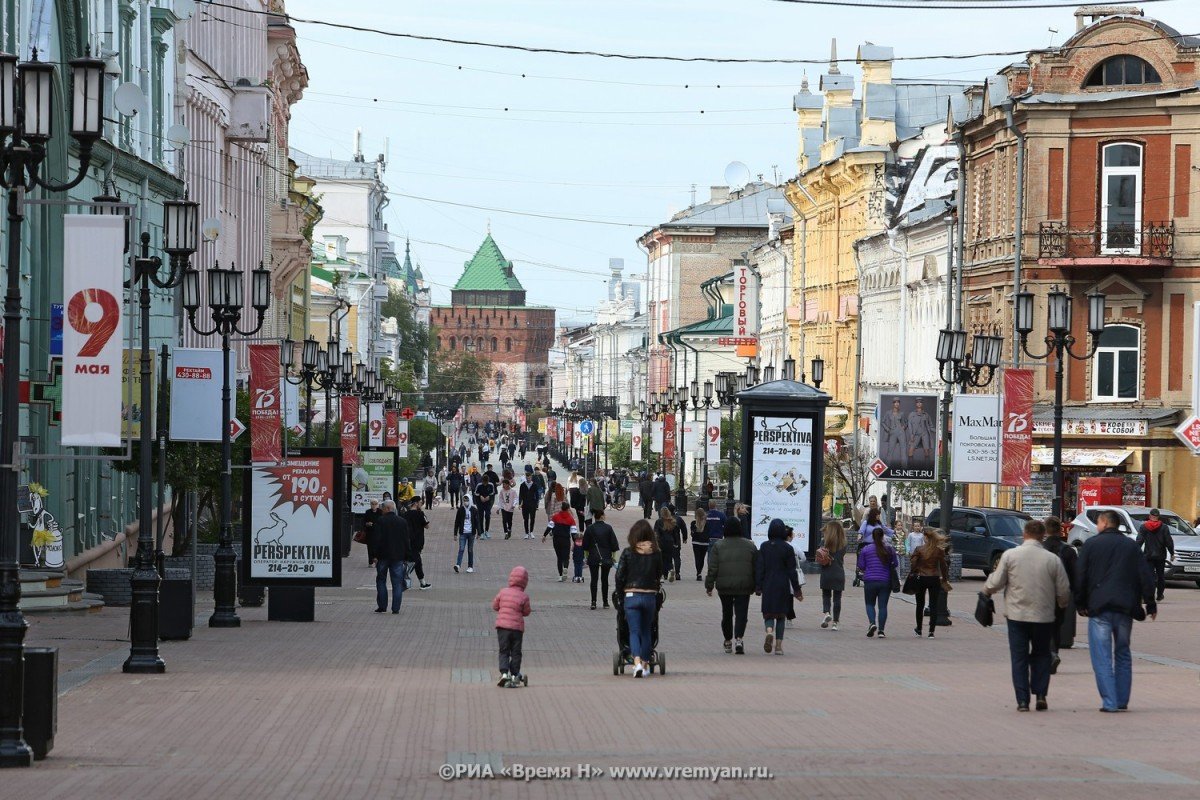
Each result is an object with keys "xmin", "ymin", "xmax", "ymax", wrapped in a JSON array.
[
  {"xmin": 160, "ymin": 577, "xmax": 195, "ymax": 640},
  {"xmin": 22, "ymin": 647, "xmax": 57, "ymax": 760},
  {"xmin": 268, "ymin": 586, "xmax": 315, "ymax": 622}
]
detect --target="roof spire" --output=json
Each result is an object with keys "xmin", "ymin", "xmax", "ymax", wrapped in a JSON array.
[
  {"xmin": 828, "ymin": 38, "xmax": 840, "ymax": 75},
  {"xmin": 486, "ymin": 218, "xmax": 491, "ymax": 236},
  {"xmin": 800, "ymin": 71, "xmax": 810, "ymax": 93}
]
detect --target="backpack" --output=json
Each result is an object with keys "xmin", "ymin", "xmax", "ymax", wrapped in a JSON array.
[{"xmin": 815, "ymin": 546, "xmax": 832, "ymax": 567}]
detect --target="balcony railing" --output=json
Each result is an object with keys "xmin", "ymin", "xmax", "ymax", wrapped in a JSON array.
[{"xmin": 1038, "ymin": 221, "xmax": 1175, "ymax": 261}]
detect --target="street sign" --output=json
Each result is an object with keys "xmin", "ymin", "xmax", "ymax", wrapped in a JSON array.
[
  {"xmin": 868, "ymin": 458, "xmax": 887, "ymax": 478},
  {"xmin": 579, "ymin": 419, "xmax": 594, "ymax": 435},
  {"xmin": 1175, "ymin": 415, "xmax": 1200, "ymax": 454},
  {"xmin": 441, "ymin": 422, "xmax": 455, "ymax": 435},
  {"xmin": 290, "ymin": 424, "xmax": 305, "ymax": 437},
  {"xmin": 401, "ymin": 407, "xmax": 416, "ymax": 421},
  {"xmin": 230, "ymin": 418, "xmax": 246, "ymax": 441}
]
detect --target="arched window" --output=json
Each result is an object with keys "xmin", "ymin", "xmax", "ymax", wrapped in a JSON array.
[
  {"xmin": 476, "ymin": 337, "xmax": 484, "ymax": 352},
  {"xmin": 1093, "ymin": 324, "xmax": 1139, "ymax": 401},
  {"xmin": 436, "ymin": 336, "xmax": 443, "ymax": 350},
  {"xmin": 448, "ymin": 336, "xmax": 456, "ymax": 351},
  {"xmin": 490, "ymin": 337, "xmax": 498, "ymax": 352},
  {"xmin": 505, "ymin": 337, "xmax": 512, "ymax": 352},
  {"xmin": 1101, "ymin": 142, "xmax": 1142, "ymax": 252},
  {"xmin": 1085, "ymin": 56, "xmax": 1161, "ymax": 88}
]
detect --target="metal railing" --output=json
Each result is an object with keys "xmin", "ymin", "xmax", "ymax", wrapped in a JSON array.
[{"xmin": 1038, "ymin": 220, "xmax": 1175, "ymax": 260}]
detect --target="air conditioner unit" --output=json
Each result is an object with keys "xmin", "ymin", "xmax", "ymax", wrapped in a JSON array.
[{"xmin": 228, "ymin": 81, "xmax": 271, "ymax": 142}]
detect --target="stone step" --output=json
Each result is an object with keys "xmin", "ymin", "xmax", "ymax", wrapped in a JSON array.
[
  {"xmin": 18, "ymin": 568, "xmax": 65, "ymax": 593},
  {"xmin": 22, "ymin": 592, "xmax": 105, "ymax": 615}
]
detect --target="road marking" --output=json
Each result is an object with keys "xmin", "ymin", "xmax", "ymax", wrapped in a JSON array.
[{"xmin": 1089, "ymin": 758, "xmax": 1197, "ymax": 785}]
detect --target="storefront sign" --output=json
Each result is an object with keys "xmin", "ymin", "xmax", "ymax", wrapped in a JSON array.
[
  {"xmin": 705, "ymin": 409, "xmax": 722, "ymax": 462},
  {"xmin": 748, "ymin": 416, "xmax": 814, "ymax": 549},
  {"xmin": 732, "ymin": 259, "xmax": 759, "ymax": 357},
  {"xmin": 340, "ymin": 395, "xmax": 360, "ymax": 465},
  {"xmin": 874, "ymin": 392, "xmax": 939, "ymax": 482},
  {"xmin": 1020, "ymin": 472, "xmax": 1054, "ymax": 520},
  {"xmin": 62, "ymin": 215, "xmax": 125, "ymax": 447},
  {"xmin": 350, "ymin": 448, "xmax": 397, "ymax": 513},
  {"xmin": 1031, "ymin": 419, "xmax": 1148, "ymax": 437},
  {"xmin": 249, "ymin": 344, "xmax": 281, "ymax": 463},
  {"xmin": 242, "ymin": 450, "xmax": 343, "ymax": 587},
  {"xmin": 951, "ymin": 394, "xmax": 1001, "ymax": 484},
  {"xmin": 1001, "ymin": 368, "xmax": 1034, "ymax": 486}
]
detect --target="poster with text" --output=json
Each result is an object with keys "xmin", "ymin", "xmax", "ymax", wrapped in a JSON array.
[
  {"xmin": 951, "ymin": 394, "xmax": 1001, "ymax": 484},
  {"xmin": 650, "ymin": 420, "xmax": 664, "ymax": 453},
  {"xmin": 662, "ymin": 413, "xmax": 677, "ymax": 461},
  {"xmin": 875, "ymin": 392, "xmax": 939, "ymax": 482},
  {"xmin": 682, "ymin": 419, "xmax": 702, "ymax": 453},
  {"xmin": 120, "ymin": 350, "xmax": 152, "ymax": 439},
  {"xmin": 396, "ymin": 420, "xmax": 409, "ymax": 457},
  {"xmin": 705, "ymin": 409, "xmax": 722, "ymax": 462},
  {"xmin": 242, "ymin": 450, "xmax": 342, "ymax": 587},
  {"xmin": 748, "ymin": 416, "xmax": 814, "ymax": 550},
  {"xmin": 341, "ymin": 395, "xmax": 360, "ymax": 465},
  {"xmin": 249, "ymin": 344, "xmax": 282, "ymax": 463},
  {"xmin": 170, "ymin": 348, "xmax": 233, "ymax": 442},
  {"xmin": 1001, "ymin": 368, "xmax": 1034, "ymax": 487},
  {"xmin": 385, "ymin": 409, "xmax": 400, "ymax": 447},
  {"xmin": 367, "ymin": 402, "xmax": 384, "ymax": 446},
  {"xmin": 351, "ymin": 448, "xmax": 397, "ymax": 513}
]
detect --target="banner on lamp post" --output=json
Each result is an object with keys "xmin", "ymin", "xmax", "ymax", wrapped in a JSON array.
[
  {"xmin": 1001, "ymin": 368, "xmax": 1035, "ymax": 486},
  {"xmin": 565, "ymin": 422, "xmax": 574, "ymax": 449},
  {"xmin": 385, "ymin": 409, "xmax": 400, "ymax": 447},
  {"xmin": 705, "ymin": 409, "xmax": 722, "ymax": 462},
  {"xmin": 951, "ymin": 394, "xmax": 1002, "ymax": 484},
  {"xmin": 546, "ymin": 417, "xmax": 557, "ymax": 440},
  {"xmin": 650, "ymin": 420, "xmax": 664, "ymax": 453},
  {"xmin": 683, "ymin": 419, "xmax": 702, "ymax": 453},
  {"xmin": 632, "ymin": 429, "xmax": 643, "ymax": 462},
  {"xmin": 662, "ymin": 413, "xmax": 677, "ymax": 461},
  {"xmin": 341, "ymin": 395, "xmax": 360, "ymax": 465},
  {"xmin": 169, "ymin": 348, "xmax": 233, "ymax": 442},
  {"xmin": 732, "ymin": 258, "xmax": 760, "ymax": 358},
  {"xmin": 367, "ymin": 402, "xmax": 384, "ymax": 446},
  {"xmin": 62, "ymin": 215, "xmax": 125, "ymax": 447},
  {"xmin": 280, "ymin": 378, "xmax": 300, "ymax": 428},
  {"xmin": 249, "ymin": 344, "xmax": 282, "ymax": 463},
  {"xmin": 396, "ymin": 420, "xmax": 409, "ymax": 457}
]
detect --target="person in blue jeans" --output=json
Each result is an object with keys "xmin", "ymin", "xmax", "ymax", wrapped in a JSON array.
[
  {"xmin": 453, "ymin": 495, "xmax": 482, "ymax": 574},
  {"xmin": 614, "ymin": 520, "xmax": 663, "ymax": 678},
  {"xmin": 856, "ymin": 526, "xmax": 897, "ymax": 638},
  {"xmin": 368, "ymin": 500, "xmax": 411, "ymax": 614},
  {"xmin": 1075, "ymin": 509, "xmax": 1158, "ymax": 712}
]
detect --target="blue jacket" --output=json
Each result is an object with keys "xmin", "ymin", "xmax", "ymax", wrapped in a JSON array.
[
  {"xmin": 705, "ymin": 509, "xmax": 727, "ymax": 541},
  {"xmin": 857, "ymin": 542, "xmax": 897, "ymax": 583}
]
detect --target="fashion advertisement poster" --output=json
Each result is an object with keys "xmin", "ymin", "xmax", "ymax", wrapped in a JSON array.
[
  {"xmin": 876, "ymin": 392, "xmax": 939, "ymax": 482},
  {"xmin": 748, "ymin": 416, "xmax": 814, "ymax": 550}
]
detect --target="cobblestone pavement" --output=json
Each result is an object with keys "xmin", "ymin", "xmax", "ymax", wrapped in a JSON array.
[{"xmin": 10, "ymin": 457, "xmax": 1200, "ymax": 799}]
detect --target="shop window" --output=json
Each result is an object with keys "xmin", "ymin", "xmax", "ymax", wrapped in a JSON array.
[
  {"xmin": 1085, "ymin": 56, "xmax": 1161, "ymax": 88},
  {"xmin": 1092, "ymin": 324, "xmax": 1139, "ymax": 401},
  {"xmin": 1100, "ymin": 143, "xmax": 1142, "ymax": 252}
]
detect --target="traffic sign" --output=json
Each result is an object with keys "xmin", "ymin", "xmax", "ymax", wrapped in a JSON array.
[
  {"xmin": 230, "ymin": 418, "xmax": 246, "ymax": 441},
  {"xmin": 868, "ymin": 458, "xmax": 887, "ymax": 478},
  {"xmin": 401, "ymin": 407, "xmax": 415, "ymax": 421},
  {"xmin": 1175, "ymin": 414, "xmax": 1200, "ymax": 454},
  {"xmin": 579, "ymin": 419, "xmax": 594, "ymax": 435}
]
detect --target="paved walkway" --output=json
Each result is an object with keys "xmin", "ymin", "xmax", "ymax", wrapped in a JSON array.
[{"xmin": 10, "ymin": 456, "xmax": 1200, "ymax": 799}]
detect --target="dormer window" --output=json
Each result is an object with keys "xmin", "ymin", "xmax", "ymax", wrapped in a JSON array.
[{"xmin": 1085, "ymin": 56, "xmax": 1161, "ymax": 88}]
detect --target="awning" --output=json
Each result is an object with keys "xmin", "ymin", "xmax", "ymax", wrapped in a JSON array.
[{"xmin": 1031, "ymin": 447, "xmax": 1132, "ymax": 467}]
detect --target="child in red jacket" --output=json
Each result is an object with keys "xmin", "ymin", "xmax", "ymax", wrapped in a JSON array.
[{"xmin": 492, "ymin": 565, "xmax": 532, "ymax": 687}]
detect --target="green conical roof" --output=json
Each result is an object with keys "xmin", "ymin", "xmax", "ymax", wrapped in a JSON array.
[{"xmin": 453, "ymin": 234, "xmax": 524, "ymax": 292}]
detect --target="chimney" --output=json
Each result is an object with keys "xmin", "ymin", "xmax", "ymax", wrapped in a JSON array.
[
  {"xmin": 1075, "ymin": 5, "xmax": 1142, "ymax": 31},
  {"xmin": 858, "ymin": 43, "xmax": 896, "ymax": 147},
  {"xmin": 794, "ymin": 72, "xmax": 823, "ymax": 173},
  {"xmin": 353, "ymin": 127, "xmax": 364, "ymax": 162},
  {"xmin": 710, "ymin": 186, "xmax": 730, "ymax": 204}
]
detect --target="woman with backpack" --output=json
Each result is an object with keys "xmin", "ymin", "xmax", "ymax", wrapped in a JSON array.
[
  {"xmin": 816, "ymin": 521, "xmax": 847, "ymax": 631},
  {"xmin": 857, "ymin": 524, "xmax": 899, "ymax": 638}
]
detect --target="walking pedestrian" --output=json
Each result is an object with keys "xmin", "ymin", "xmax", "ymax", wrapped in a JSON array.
[
  {"xmin": 453, "ymin": 495, "xmax": 482, "ymax": 574},
  {"xmin": 404, "ymin": 497, "xmax": 432, "ymax": 590},
  {"xmin": 568, "ymin": 470, "xmax": 585, "ymax": 528},
  {"xmin": 614, "ymin": 520, "xmax": 663, "ymax": 678},
  {"xmin": 547, "ymin": 502, "xmax": 576, "ymax": 582},
  {"xmin": 651, "ymin": 473, "xmax": 671, "ymax": 512},
  {"xmin": 447, "ymin": 466, "xmax": 464, "ymax": 507},
  {"xmin": 571, "ymin": 527, "xmax": 587, "ymax": 583},
  {"xmin": 493, "ymin": 565, "xmax": 532, "ymax": 688},
  {"xmin": 583, "ymin": 508, "xmax": 620, "ymax": 610},
  {"xmin": 474, "ymin": 473, "xmax": 496, "ymax": 538},
  {"xmin": 1076, "ymin": 508, "xmax": 1158, "ymax": 713},
  {"xmin": 422, "ymin": 471, "xmax": 436, "ymax": 509},
  {"xmin": 705, "ymin": 518, "xmax": 757, "ymax": 654},
  {"xmin": 638, "ymin": 472, "xmax": 654, "ymax": 519},
  {"xmin": 361, "ymin": 499, "xmax": 380, "ymax": 567},
  {"xmin": 733, "ymin": 503, "xmax": 751, "ymax": 537},
  {"xmin": 587, "ymin": 478, "xmax": 606, "ymax": 525},
  {"xmin": 857, "ymin": 524, "xmax": 898, "ymax": 638},
  {"xmin": 904, "ymin": 520, "xmax": 925, "ymax": 557},
  {"xmin": 518, "ymin": 471, "xmax": 539, "ymax": 538},
  {"xmin": 983, "ymin": 520, "xmax": 1070, "ymax": 711},
  {"xmin": 910, "ymin": 528, "xmax": 949, "ymax": 638},
  {"xmin": 756, "ymin": 519, "xmax": 802, "ymax": 654},
  {"xmin": 497, "ymin": 478, "xmax": 518, "ymax": 539},
  {"xmin": 817, "ymin": 521, "xmax": 847, "ymax": 631},
  {"xmin": 1135, "ymin": 508, "xmax": 1174, "ymax": 602},
  {"xmin": 654, "ymin": 507, "xmax": 682, "ymax": 582},
  {"xmin": 369, "ymin": 500, "xmax": 411, "ymax": 614},
  {"xmin": 1043, "ymin": 516, "xmax": 1077, "ymax": 673},
  {"xmin": 689, "ymin": 507, "xmax": 709, "ymax": 580}
]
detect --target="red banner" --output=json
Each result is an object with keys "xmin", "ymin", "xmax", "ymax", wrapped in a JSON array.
[
  {"xmin": 1001, "ymin": 368, "xmax": 1034, "ymax": 487},
  {"xmin": 663, "ymin": 413, "xmax": 677, "ymax": 461},
  {"xmin": 565, "ymin": 421, "xmax": 574, "ymax": 449},
  {"xmin": 249, "ymin": 344, "xmax": 281, "ymax": 463},
  {"xmin": 385, "ymin": 409, "xmax": 400, "ymax": 447},
  {"xmin": 341, "ymin": 395, "xmax": 360, "ymax": 466},
  {"xmin": 546, "ymin": 417, "xmax": 558, "ymax": 440}
]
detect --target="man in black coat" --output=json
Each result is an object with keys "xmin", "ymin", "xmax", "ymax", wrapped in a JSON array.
[
  {"xmin": 652, "ymin": 473, "xmax": 672, "ymax": 512},
  {"xmin": 518, "ymin": 473, "xmax": 540, "ymax": 539},
  {"xmin": 1075, "ymin": 509, "xmax": 1157, "ymax": 712},
  {"xmin": 1135, "ymin": 508, "xmax": 1174, "ymax": 601},
  {"xmin": 404, "ymin": 498, "xmax": 432, "ymax": 590},
  {"xmin": 370, "ymin": 501, "xmax": 412, "ymax": 614},
  {"xmin": 638, "ymin": 473, "xmax": 654, "ymax": 519}
]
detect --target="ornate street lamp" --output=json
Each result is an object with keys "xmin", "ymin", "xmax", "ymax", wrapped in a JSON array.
[
  {"xmin": 0, "ymin": 48, "xmax": 105, "ymax": 768},
  {"xmin": 282, "ymin": 334, "xmax": 323, "ymax": 446},
  {"xmin": 182, "ymin": 262, "xmax": 271, "ymax": 628},
  {"xmin": 811, "ymin": 356, "xmax": 825, "ymax": 390}
]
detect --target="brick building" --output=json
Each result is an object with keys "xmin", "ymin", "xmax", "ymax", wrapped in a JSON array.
[
  {"xmin": 430, "ymin": 235, "xmax": 555, "ymax": 409},
  {"xmin": 955, "ymin": 9, "xmax": 1200, "ymax": 516}
]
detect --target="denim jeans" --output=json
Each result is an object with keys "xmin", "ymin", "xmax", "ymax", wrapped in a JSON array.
[
  {"xmin": 822, "ymin": 589, "xmax": 842, "ymax": 621},
  {"xmin": 1006, "ymin": 619, "xmax": 1053, "ymax": 705},
  {"xmin": 376, "ymin": 559, "xmax": 406, "ymax": 611},
  {"xmin": 624, "ymin": 591, "xmax": 656, "ymax": 662},
  {"xmin": 863, "ymin": 580, "xmax": 892, "ymax": 630},
  {"xmin": 456, "ymin": 533, "xmax": 474, "ymax": 568},
  {"xmin": 1088, "ymin": 610, "xmax": 1133, "ymax": 711},
  {"xmin": 572, "ymin": 543, "xmax": 585, "ymax": 579}
]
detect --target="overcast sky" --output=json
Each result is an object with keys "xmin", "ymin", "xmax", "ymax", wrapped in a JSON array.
[{"xmin": 284, "ymin": 0, "xmax": 1199, "ymax": 324}]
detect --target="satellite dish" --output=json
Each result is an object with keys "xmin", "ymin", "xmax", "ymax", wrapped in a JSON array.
[
  {"xmin": 175, "ymin": 0, "xmax": 196, "ymax": 20},
  {"xmin": 113, "ymin": 82, "xmax": 147, "ymax": 118},
  {"xmin": 166, "ymin": 123, "xmax": 191, "ymax": 149},
  {"xmin": 202, "ymin": 217, "xmax": 222, "ymax": 242},
  {"xmin": 724, "ymin": 161, "xmax": 752, "ymax": 190}
]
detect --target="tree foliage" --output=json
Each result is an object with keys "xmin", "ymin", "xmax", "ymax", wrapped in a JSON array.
[
  {"xmin": 426, "ymin": 352, "xmax": 491, "ymax": 405},
  {"xmin": 381, "ymin": 289, "xmax": 429, "ymax": 380},
  {"xmin": 823, "ymin": 446, "xmax": 876, "ymax": 515}
]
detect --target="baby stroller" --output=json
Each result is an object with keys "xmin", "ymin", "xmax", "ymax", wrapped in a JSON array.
[{"xmin": 612, "ymin": 588, "xmax": 667, "ymax": 675}]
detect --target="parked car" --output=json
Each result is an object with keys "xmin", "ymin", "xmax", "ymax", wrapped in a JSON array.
[
  {"xmin": 926, "ymin": 507, "xmax": 1032, "ymax": 576},
  {"xmin": 1066, "ymin": 505, "xmax": 1200, "ymax": 587}
]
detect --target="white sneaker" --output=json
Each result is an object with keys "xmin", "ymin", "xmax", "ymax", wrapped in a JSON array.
[
  {"xmin": 558, "ymin": 575, "xmax": 565, "ymax": 582},
  {"xmin": 420, "ymin": 582, "xmax": 431, "ymax": 590},
  {"xmin": 466, "ymin": 567, "xmax": 474, "ymax": 573},
  {"xmin": 453, "ymin": 564, "xmax": 460, "ymax": 573},
  {"xmin": 633, "ymin": 664, "xmax": 644, "ymax": 679},
  {"xmin": 821, "ymin": 613, "xmax": 831, "ymax": 629},
  {"xmin": 831, "ymin": 621, "xmax": 839, "ymax": 631}
]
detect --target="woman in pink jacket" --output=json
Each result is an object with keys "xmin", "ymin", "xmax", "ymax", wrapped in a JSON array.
[{"xmin": 492, "ymin": 566, "xmax": 532, "ymax": 687}]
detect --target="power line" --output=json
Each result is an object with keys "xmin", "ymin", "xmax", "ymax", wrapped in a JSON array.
[{"xmin": 769, "ymin": 0, "xmax": 1171, "ymax": 8}]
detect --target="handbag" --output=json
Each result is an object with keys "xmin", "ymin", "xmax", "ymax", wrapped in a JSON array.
[
  {"xmin": 888, "ymin": 564, "xmax": 901, "ymax": 594},
  {"xmin": 902, "ymin": 571, "xmax": 918, "ymax": 595},
  {"xmin": 974, "ymin": 592, "xmax": 995, "ymax": 627},
  {"xmin": 353, "ymin": 530, "xmax": 367, "ymax": 544}
]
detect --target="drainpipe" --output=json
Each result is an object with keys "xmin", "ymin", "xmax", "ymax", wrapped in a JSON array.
[
  {"xmin": 795, "ymin": 184, "xmax": 818, "ymax": 368},
  {"xmin": 885, "ymin": 229, "xmax": 908, "ymax": 392},
  {"xmin": 851, "ymin": 241, "xmax": 866, "ymax": 467},
  {"xmin": 1004, "ymin": 103, "xmax": 1026, "ymax": 353},
  {"xmin": 954, "ymin": 128, "xmax": 968, "ymax": 329}
]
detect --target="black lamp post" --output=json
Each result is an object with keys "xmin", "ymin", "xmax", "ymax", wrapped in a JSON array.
[
  {"xmin": 715, "ymin": 370, "xmax": 753, "ymax": 516},
  {"xmin": 810, "ymin": 356, "xmax": 825, "ymax": 390},
  {"xmin": 182, "ymin": 262, "xmax": 271, "ymax": 628},
  {"xmin": 281, "ymin": 335, "xmax": 322, "ymax": 447},
  {"xmin": 116, "ymin": 196, "xmax": 199, "ymax": 675},
  {"xmin": 1015, "ymin": 287, "xmax": 1107, "ymax": 519},
  {"xmin": 0, "ymin": 48, "xmax": 104, "ymax": 768}
]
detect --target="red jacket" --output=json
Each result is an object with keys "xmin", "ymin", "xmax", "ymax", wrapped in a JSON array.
[
  {"xmin": 493, "ymin": 566, "xmax": 532, "ymax": 631},
  {"xmin": 551, "ymin": 509, "xmax": 577, "ymax": 528}
]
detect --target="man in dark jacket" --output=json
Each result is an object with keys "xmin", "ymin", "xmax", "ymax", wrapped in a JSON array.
[
  {"xmin": 1135, "ymin": 508, "xmax": 1174, "ymax": 601},
  {"xmin": 370, "ymin": 501, "xmax": 412, "ymax": 613},
  {"xmin": 1075, "ymin": 509, "xmax": 1157, "ymax": 712},
  {"xmin": 404, "ymin": 498, "xmax": 431, "ymax": 590},
  {"xmin": 518, "ymin": 473, "xmax": 540, "ymax": 539},
  {"xmin": 638, "ymin": 474, "xmax": 654, "ymax": 519},
  {"xmin": 1043, "ymin": 516, "xmax": 1077, "ymax": 673},
  {"xmin": 705, "ymin": 519, "xmax": 758, "ymax": 654},
  {"xmin": 652, "ymin": 474, "xmax": 671, "ymax": 511}
]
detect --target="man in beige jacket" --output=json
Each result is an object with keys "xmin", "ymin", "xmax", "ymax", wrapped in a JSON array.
[{"xmin": 983, "ymin": 520, "xmax": 1070, "ymax": 712}]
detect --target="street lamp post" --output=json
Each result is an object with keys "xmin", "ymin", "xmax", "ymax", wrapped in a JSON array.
[
  {"xmin": 182, "ymin": 262, "xmax": 271, "ymax": 628},
  {"xmin": 118, "ymin": 198, "xmax": 200, "ymax": 675},
  {"xmin": 715, "ymin": 370, "xmax": 752, "ymax": 517},
  {"xmin": 1015, "ymin": 287, "xmax": 1107, "ymax": 519},
  {"xmin": 281, "ymin": 335, "xmax": 322, "ymax": 447},
  {"xmin": 0, "ymin": 48, "xmax": 105, "ymax": 768}
]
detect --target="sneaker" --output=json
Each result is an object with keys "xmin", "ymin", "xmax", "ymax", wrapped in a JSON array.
[
  {"xmin": 831, "ymin": 621, "xmax": 839, "ymax": 631},
  {"xmin": 466, "ymin": 567, "xmax": 474, "ymax": 573},
  {"xmin": 821, "ymin": 613, "xmax": 831, "ymax": 629},
  {"xmin": 734, "ymin": 639, "xmax": 744, "ymax": 654},
  {"xmin": 420, "ymin": 582, "xmax": 432, "ymax": 590},
  {"xmin": 1018, "ymin": 703, "xmax": 1030, "ymax": 712},
  {"xmin": 914, "ymin": 627, "xmax": 922, "ymax": 637},
  {"xmin": 723, "ymin": 640, "xmax": 733, "ymax": 654},
  {"xmin": 867, "ymin": 624, "xmax": 877, "ymax": 638},
  {"xmin": 590, "ymin": 603, "xmax": 597, "ymax": 610},
  {"xmin": 927, "ymin": 631, "xmax": 935, "ymax": 639},
  {"xmin": 498, "ymin": 671, "xmax": 511, "ymax": 687},
  {"xmin": 453, "ymin": 564, "xmax": 460, "ymax": 573},
  {"xmin": 695, "ymin": 574, "xmax": 702, "ymax": 581},
  {"xmin": 558, "ymin": 575, "xmax": 565, "ymax": 582},
  {"xmin": 633, "ymin": 664, "xmax": 645, "ymax": 679},
  {"xmin": 667, "ymin": 571, "xmax": 675, "ymax": 583},
  {"xmin": 764, "ymin": 631, "xmax": 775, "ymax": 653},
  {"xmin": 877, "ymin": 630, "xmax": 887, "ymax": 639}
]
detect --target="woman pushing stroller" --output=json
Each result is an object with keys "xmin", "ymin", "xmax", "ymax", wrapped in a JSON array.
[{"xmin": 614, "ymin": 520, "xmax": 663, "ymax": 678}]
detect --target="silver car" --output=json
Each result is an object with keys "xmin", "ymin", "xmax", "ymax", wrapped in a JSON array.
[{"xmin": 1066, "ymin": 505, "xmax": 1200, "ymax": 587}]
